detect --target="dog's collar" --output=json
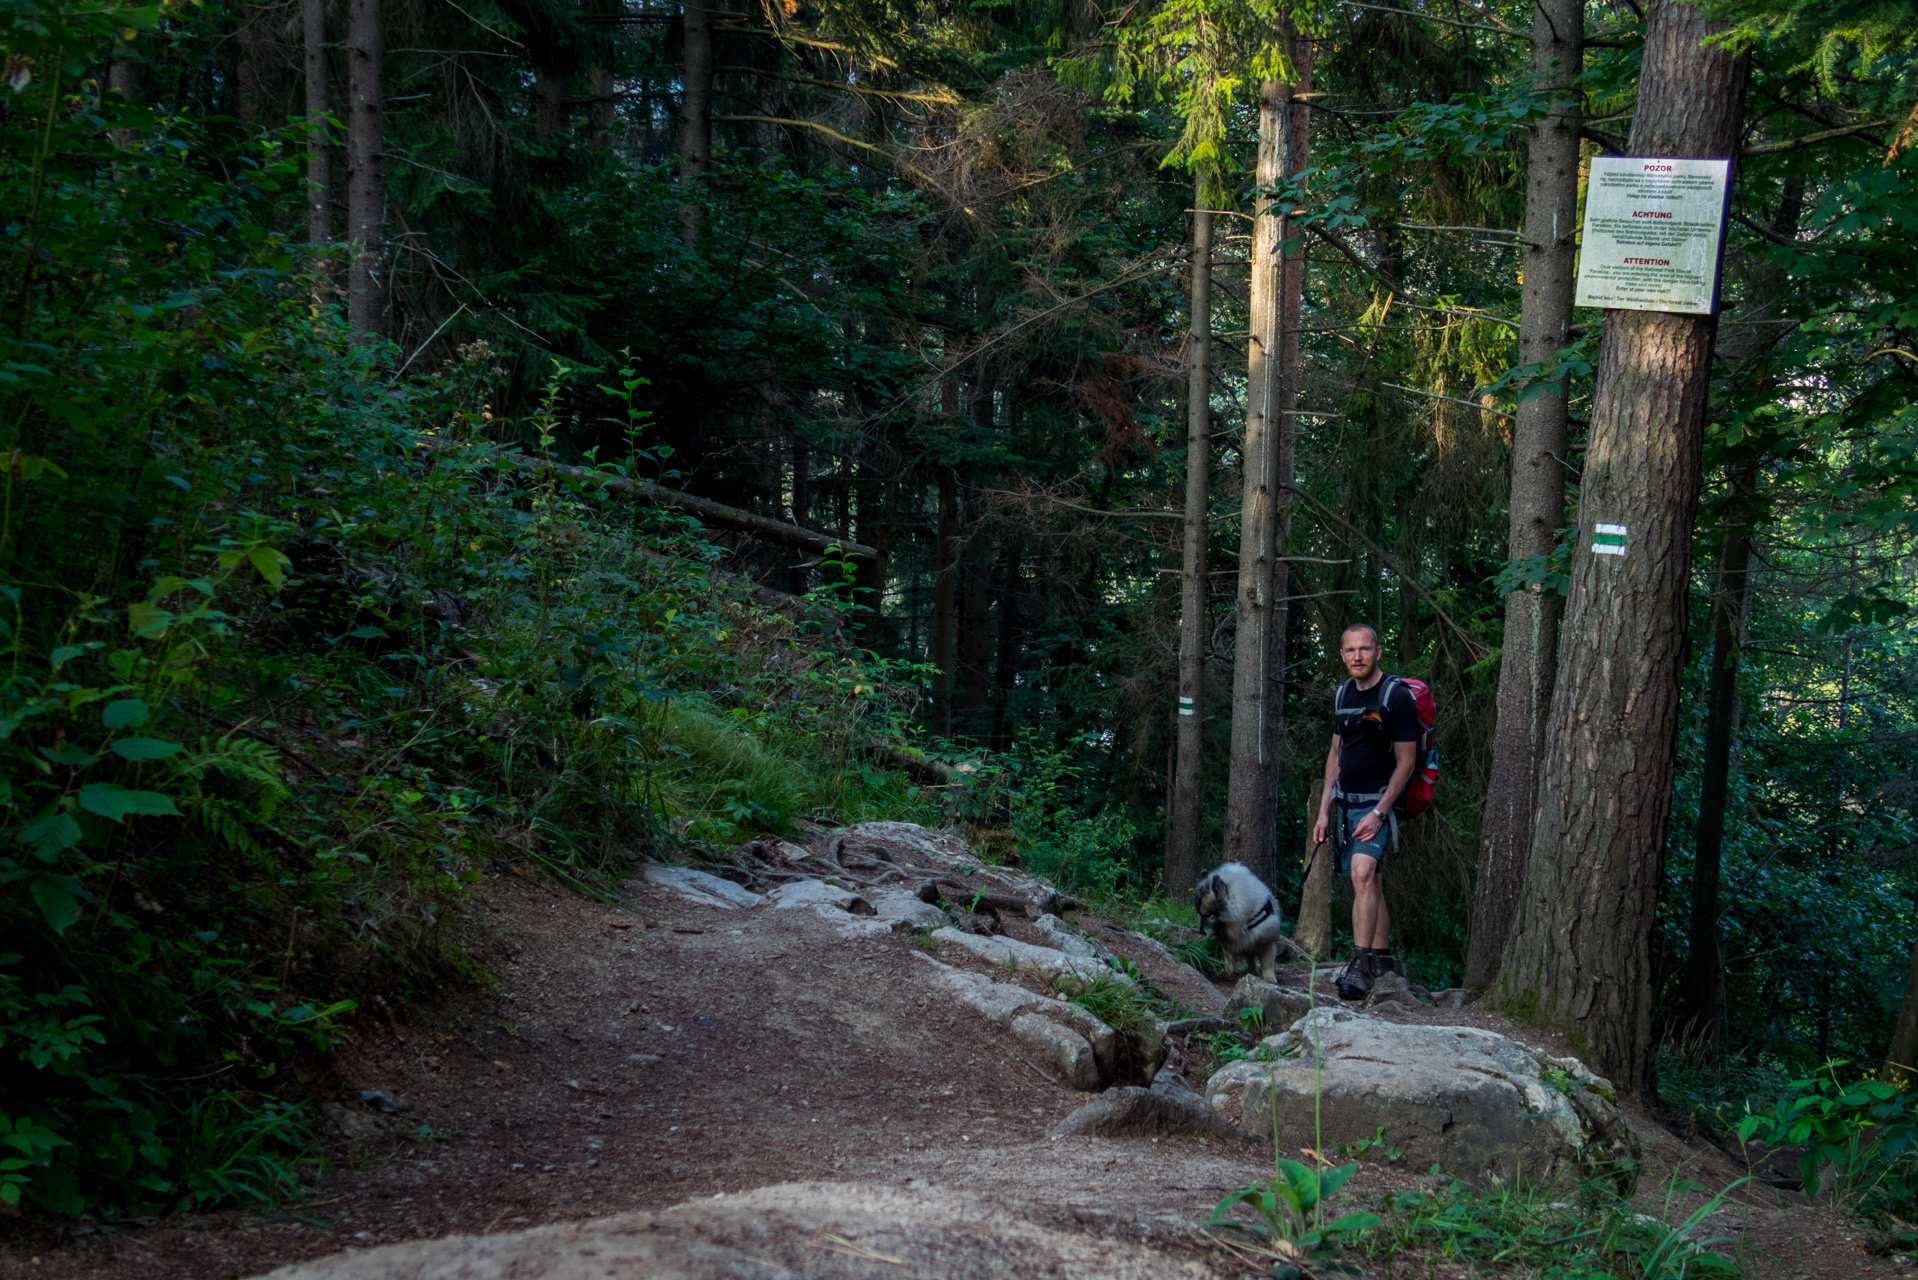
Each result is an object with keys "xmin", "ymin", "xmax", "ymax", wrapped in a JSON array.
[{"xmin": 1246, "ymin": 899, "xmax": 1275, "ymax": 930}]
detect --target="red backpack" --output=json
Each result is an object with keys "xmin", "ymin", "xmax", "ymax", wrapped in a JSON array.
[{"xmin": 1384, "ymin": 675, "xmax": 1439, "ymax": 817}]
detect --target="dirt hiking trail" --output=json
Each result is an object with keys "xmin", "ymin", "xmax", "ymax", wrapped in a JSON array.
[{"xmin": 0, "ymin": 823, "xmax": 1880, "ymax": 1279}]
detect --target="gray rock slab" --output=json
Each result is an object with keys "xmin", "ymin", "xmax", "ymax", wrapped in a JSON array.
[
  {"xmin": 1012, "ymin": 1012, "xmax": 1101, "ymax": 1091},
  {"xmin": 870, "ymin": 890, "xmax": 952, "ymax": 933},
  {"xmin": 1033, "ymin": 913, "xmax": 1109, "ymax": 961},
  {"xmin": 253, "ymin": 1180, "xmax": 1201, "ymax": 1280},
  {"xmin": 766, "ymin": 878, "xmax": 875, "ymax": 915},
  {"xmin": 1206, "ymin": 1007, "xmax": 1628, "ymax": 1183},
  {"xmin": 1051, "ymin": 1083, "xmax": 1257, "ymax": 1143},
  {"xmin": 915, "ymin": 957, "xmax": 1116, "ymax": 1082},
  {"xmin": 640, "ymin": 866, "xmax": 765, "ymax": 910},
  {"xmin": 1225, "ymin": 976, "xmax": 1319, "ymax": 1031},
  {"xmin": 929, "ymin": 927, "xmax": 1125, "ymax": 985}
]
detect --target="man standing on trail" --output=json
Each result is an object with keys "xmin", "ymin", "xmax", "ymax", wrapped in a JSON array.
[{"xmin": 1311, "ymin": 623, "xmax": 1419, "ymax": 1000}]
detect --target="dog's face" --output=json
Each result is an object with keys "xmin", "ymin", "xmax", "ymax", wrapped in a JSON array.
[{"xmin": 1193, "ymin": 874, "xmax": 1224, "ymax": 936}]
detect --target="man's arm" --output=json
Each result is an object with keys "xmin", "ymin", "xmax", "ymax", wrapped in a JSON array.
[{"xmin": 1310, "ymin": 736, "xmax": 1341, "ymax": 848}]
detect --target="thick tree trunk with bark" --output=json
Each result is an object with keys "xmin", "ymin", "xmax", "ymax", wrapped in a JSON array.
[
  {"xmin": 304, "ymin": 0, "xmax": 332, "ymax": 249},
  {"xmin": 1222, "ymin": 33, "xmax": 1309, "ymax": 888},
  {"xmin": 1668, "ymin": 468, "xmax": 1755, "ymax": 1057},
  {"xmin": 678, "ymin": 0, "xmax": 713, "ymax": 245},
  {"xmin": 1464, "ymin": 0, "xmax": 1582, "ymax": 990},
  {"xmin": 1167, "ymin": 189, "xmax": 1212, "ymax": 900},
  {"xmin": 345, "ymin": 0, "xmax": 384, "ymax": 337},
  {"xmin": 1494, "ymin": 0, "xmax": 1748, "ymax": 1094}
]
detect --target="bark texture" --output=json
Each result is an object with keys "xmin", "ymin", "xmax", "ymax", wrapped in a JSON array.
[
  {"xmin": 1221, "ymin": 32, "xmax": 1309, "ymax": 888},
  {"xmin": 345, "ymin": 0, "xmax": 384, "ymax": 336},
  {"xmin": 304, "ymin": 0, "xmax": 332, "ymax": 249},
  {"xmin": 1494, "ymin": 0, "xmax": 1748, "ymax": 1094},
  {"xmin": 1464, "ymin": 0, "xmax": 1581, "ymax": 991},
  {"xmin": 1167, "ymin": 192, "xmax": 1212, "ymax": 900}
]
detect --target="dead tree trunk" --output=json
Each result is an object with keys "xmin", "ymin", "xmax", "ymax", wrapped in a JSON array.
[
  {"xmin": 1265, "ymin": 28, "xmax": 1312, "ymax": 837},
  {"xmin": 1464, "ymin": 0, "xmax": 1583, "ymax": 990},
  {"xmin": 1167, "ymin": 184, "xmax": 1212, "ymax": 900},
  {"xmin": 1220, "ymin": 62, "xmax": 1294, "ymax": 888},
  {"xmin": 1494, "ymin": 0, "xmax": 1748, "ymax": 1095},
  {"xmin": 678, "ymin": 0, "xmax": 713, "ymax": 246},
  {"xmin": 107, "ymin": 38, "xmax": 141, "ymax": 151},
  {"xmin": 345, "ymin": 0, "xmax": 384, "ymax": 337},
  {"xmin": 235, "ymin": 2, "xmax": 268, "ymax": 127},
  {"xmin": 304, "ymin": 0, "xmax": 332, "ymax": 249},
  {"xmin": 1668, "ymin": 467, "xmax": 1756, "ymax": 1057}
]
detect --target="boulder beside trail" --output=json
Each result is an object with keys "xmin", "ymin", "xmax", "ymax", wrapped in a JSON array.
[
  {"xmin": 916, "ymin": 957, "xmax": 1120, "ymax": 1087},
  {"xmin": 1224, "ymin": 976, "xmax": 1318, "ymax": 1031},
  {"xmin": 1206, "ymin": 1007, "xmax": 1631, "ymax": 1183},
  {"xmin": 1052, "ymin": 1070, "xmax": 1258, "ymax": 1144}
]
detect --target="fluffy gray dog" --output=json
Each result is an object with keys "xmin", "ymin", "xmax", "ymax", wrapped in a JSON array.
[{"xmin": 1194, "ymin": 862, "xmax": 1284, "ymax": 982}]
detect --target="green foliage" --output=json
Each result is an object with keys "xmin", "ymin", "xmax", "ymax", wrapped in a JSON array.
[
  {"xmin": 1735, "ymin": 1062, "xmax": 1918, "ymax": 1220},
  {"xmin": 1210, "ymin": 1158, "xmax": 1380, "ymax": 1276},
  {"xmin": 1359, "ymin": 1170, "xmax": 1747, "ymax": 1280}
]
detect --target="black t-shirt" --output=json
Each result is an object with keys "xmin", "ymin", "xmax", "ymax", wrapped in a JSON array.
[{"xmin": 1334, "ymin": 676, "xmax": 1421, "ymax": 795}]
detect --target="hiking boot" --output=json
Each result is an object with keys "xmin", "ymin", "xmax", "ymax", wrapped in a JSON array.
[{"xmin": 1335, "ymin": 951, "xmax": 1375, "ymax": 1001}]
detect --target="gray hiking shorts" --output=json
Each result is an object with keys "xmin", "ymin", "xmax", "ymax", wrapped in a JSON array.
[{"xmin": 1335, "ymin": 802, "xmax": 1393, "ymax": 876}]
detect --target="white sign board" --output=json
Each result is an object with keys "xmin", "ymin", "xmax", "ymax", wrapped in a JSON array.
[{"xmin": 1573, "ymin": 156, "xmax": 1732, "ymax": 315}]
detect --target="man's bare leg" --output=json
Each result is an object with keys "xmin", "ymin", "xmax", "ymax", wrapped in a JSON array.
[{"xmin": 1350, "ymin": 854, "xmax": 1390, "ymax": 950}]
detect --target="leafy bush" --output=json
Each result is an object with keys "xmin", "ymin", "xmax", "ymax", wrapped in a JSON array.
[{"xmin": 1735, "ymin": 1061, "xmax": 1918, "ymax": 1222}]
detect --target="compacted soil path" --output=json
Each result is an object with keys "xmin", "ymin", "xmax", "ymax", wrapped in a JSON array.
[{"xmin": 0, "ymin": 824, "xmax": 1882, "ymax": 1280}]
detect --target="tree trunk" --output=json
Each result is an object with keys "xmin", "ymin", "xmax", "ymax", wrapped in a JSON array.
[
  {"xmin": 1167, "ymin": 184, "xmax": 1212, "ymax": 901},
  {"xmin": 235, "ymin": 3, "xmax": 268, "ymax": 128},
  {"xmin": 1463, "ymin": 0, "xmax": 1582, "ymax": 990},
  {"xmin": 930, "ymin": 471, "xmax": 957, "ymax": 737},
  {"xmin": 956, "ymin": 548, "xmax": 994, "ymax": 732},
  {"xmin": 1494, "ymin": 0, "xmax": 1748, "ymax": 1095},
  {"xmin": 106, "ymin": 38, "xmax": 141, "ymax": 151},
  {"xmin": 678, "ymin": 0, "xmax": 713, "ymax": 246},
  {"xmin": 1886, "ymin": 936, "xmax": 1918, "ymax": 1086},
  {"xmin": 1669, "ymin": 470, "xmax": 1755, "ymax": 1058},
  {"xmin": 988, "ymin": 550, "xmax": 1021, "ymax": 750},
  {"xmin": 1295, "ymin": 782, "xmax": 1334, "ymax": 956},
  {"xmin": 345, "ymin": 0, "xmax": 384, "ymax": 337},
  {"xmin": 304, "ymin": 0, "xmax": 332, "ymax": 250},
  {"xmin": 1265, "ymin": 30, "xmax": 1311, "ymax": 825},
  {"xmin": 1222, "ymin": 46, "xmax": 1306, "ymax": 889},
  {"xmin": 536, "ymin": 70, "xmax": 567, "ymax": 136},
  {"xmin": 589, "ymin": 66, "xmax": 615, "ymax": 150}
]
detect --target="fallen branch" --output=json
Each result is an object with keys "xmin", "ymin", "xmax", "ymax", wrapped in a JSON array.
[{"xmin": 415, "ymin": 437, "xmax": 877, "ymax": 560}]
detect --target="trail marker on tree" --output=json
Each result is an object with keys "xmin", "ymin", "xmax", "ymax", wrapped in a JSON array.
[{"xmin": 1574, "ymin": 157, "xmax": 1732, "ymax": 315}]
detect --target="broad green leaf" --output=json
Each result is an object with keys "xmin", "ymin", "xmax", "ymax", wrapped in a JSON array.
[
  {"xmin": 102, "ymin": 699, "xmax": 149, "ymax": 729},
  {"xmin": 108, "ymin": 737, "xmax": 183, "ymax": 760},
  {"xmin": 77, "ymin": 783, "xmax": 180, "ymax": 821},
  {"xmin": 29, "ymin": 876, "xmax": 82, "ymax": 934},
  {"xmin": 128, "ymin": 602, "xmax": 172, "ymax": 636},
  {"xmin": 19, "ymin": 813, "xmax": 84, "ymax": 860},
  {"xmin": 247, "ymin": 545, "xmax": 291, "ymax": 591}
]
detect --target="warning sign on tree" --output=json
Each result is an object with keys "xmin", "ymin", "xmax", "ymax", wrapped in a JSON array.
[{"xmin": 1573, "ymin": 157, "xmax": 1732, "ymax": 315}]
